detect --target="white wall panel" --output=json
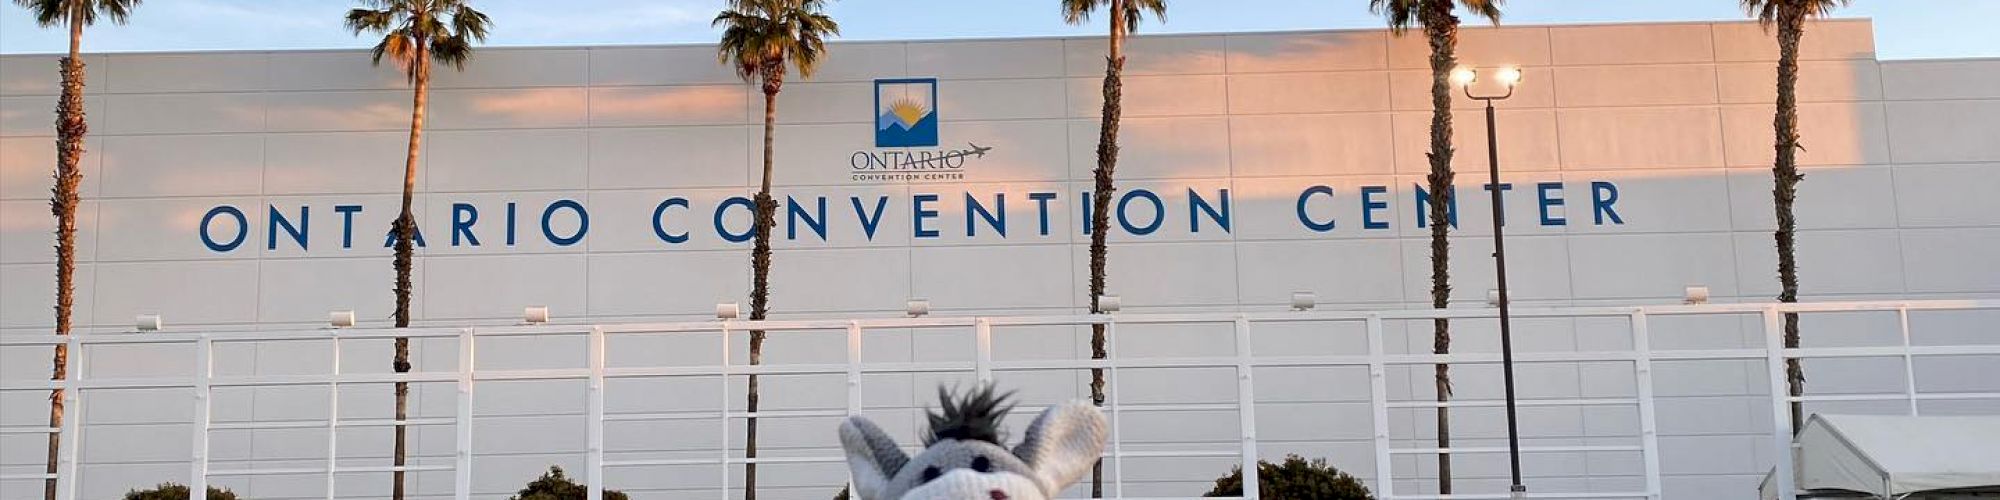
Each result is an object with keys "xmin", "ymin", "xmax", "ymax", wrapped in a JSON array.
[
  {"xmin": 1558, "ymin": 107, "xmax": 1724, "ymax": 170},
  {"xmin": 1400, "ymin": 235, "xmax": 1574, "ymax": 303},
  {"xmin": 262, "ymin": 131, "xmax": 413, "ymax": 195},
  {"xmin": 805, "ymin": 42, "xmax": 908, "ymax": 83},
  {"xmin": 1555, "ymin": 64, "xmax": 1719, "ymax": 108},
  {"xmin": 588, "ymin": 85, "xmax": 748, "ymax": 127},
  {"xmin": 1388, "ymin": 66, "xmax": 1556, "ymax": 111},
  {"xmin": 430, "ymin": 48, "xmax": 586, "ymax": 89},
  {"xmin": 1886, "ymin": 99, "xmax": 2000, "ymax": 163},
  {"xmin": 907, "ymin": 39, "xmax": 1065, "ymax": 80},
  {"xmin": 1067, "ymin": 74, "xmax": 1226, "ymax": 118},
  {"xmin": 257, "ymin": 193, "xmax": 405, "ymax": 259},
  {"xmin": 104, "ymin": 53, "xmax": 268, "ymax": 94},
  {"xmin": 0, "ymin": 135, "xmax": 99, "ymax": 200},
  {"xmin": 1710, "ymin": 19, "xmax": 1876, "ymax": 62},
  {"xmin": 421, "ymin": 253, "xmax": 585, "ymax": 321},
  {"xmin": 1721, "ymin": 101, "xmax": 1890, "ymax": 167},
  {"xmin": 1236, "ymin": 239, "xmax": 1405, "ymax": 305},
  {"xmin": 95, "ymin": 196, "xmax": 261, "ymax": 261},
  {"xmin": 1732, "ymin": 230, "xmax": 1905, "ymax": 296},
  {"xmin": 92, "ymin": 260, "xmax": 259, "ymax": 326},
  {"xmin": 1392, "ymin": 108, "xmax": 1560, "ymax": 174},
  {"xmin": 0, "ymin": 94, "xmax": 102, "ymax": 136},
  {"xmin": 1893, "ymin": 163, "xmax": 2000, "ymax": 228},
  {"xmin": 771, "ymin": 81, "xmax": 870, "ymax": 124},
  {"xmin": 100, "ymin": 92, "xmax": 264, "ymax": 135},
  {"xmin": 1881, "ymin": 59, "xmax": 2000, "ymax": 100},
  {"xmin": 1567, "ymin": 233, "xmax": 1739, "ymax": 300},
  {"xmin": 257, "ymin": 257, "xmax": 406, "ymax": 325},
  {"xmin": 936, "ymin": 79, "xmax": 1067, "ymax": 121},
  {"xmin": 588, "ymin": 46, "xmax": 743, "ymax": 86},
  {"xmin": 427, "ymin": 129, "xmax": 587, "ymax": 192},
  {"xmin": 1388, "ymin": 26, "xmax": 1552, "ymax": 70},
  {"xmin": 1069, "ymin": 116, "xmax": 1230, "ymax": 181},
  {"xmin": 1228, "ymin": 71, "xmax": 1390, "ymax": 115},
  {"xmin": 1551, "ymin": 24, "xmax": 1714, "ymax": 66},
  {"xmin": 426, "ymin": 87, "xmax": 587, "ymax": 130},
  {"xmin": 767, "ymin": 247, "xmax": 911, "ymax": 313},
  {"xmin": 929, "ymin": 120, "xmax": 1071, "ymax": 182},
  {"xmin": 0, "ymin": 263, "xmax": 91, "ymax": 328},
  {"xmin": 1567, "ymin": 171, "xmax": 1731, "ymax": 235},
  {"xmin": 1069, "ymin": 242, "xmax": 1237, "ymax": 308},
  {"xmin": 419, "ymin": 191, "xmax": 587, "ymax": 256},
  {"xmin": 1728, "ymin": 165, "xmax": 1899, "ymax": 231},
  {"xmin": 1901, "ymin": 228, "xmax": 2000, "ymax": 294},
  {"xmin": 98, "ymin": 134, "xmax": 264, "ymax": 198},
  {"xmin": 0, "ymin": 54, "xmax": 103, "ymax": 96},
  {"xmin": 1066, "ymin": 35, "xmax": 1225, "ymax": 76},
  {"xmin": 588, "ymin": 125, "xmax": 750, "ymax": 190},
  {"xmin": 1231, "ymin": 113, "xmax": 1394, "ymax": 177},
  {"xmin": 586, "ymin": 250, "xmax": 745, "ymax": 318},
  {"xmin": 262, "ymin": 90, "xmax": 412, "ymax": 132},
  {"xmin": 1716, "ymin": 60, "xmax": 1883, "ymax": 104},
  {"xmin": 0, "ymin": 199, "xmax": 97, "ymax": 264},
  {"xmin": 266, "ymin": 51, "xmax": 408, "ymax": 91},
  {"xmin": 912, "ymin": 244, "xmax": 1075, "ymax": 310},
  {"xmin": 1225, "ymin": 32, "xmax": 1387, "ymax": 73}
]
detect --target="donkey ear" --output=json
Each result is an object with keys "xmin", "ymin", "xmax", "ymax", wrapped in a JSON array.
[
  {"xmin": 839, "ymin": 415, "xmax": 908, "ymax": 500},
  {"xmin": 1012, "ymin": 401, "xmax": 1108, "ymax": 494}
]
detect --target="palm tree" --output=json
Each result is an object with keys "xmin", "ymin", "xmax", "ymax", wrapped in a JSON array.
[
  {"xmin": 344, "ymin": 1, "xmax": 489, "ymax": 498},
  {"xmin": 1743, "ymin": 0, "xmax": 1847, "ymax": 435},
  {"xmin": 714, "ymin": 1, "xmax": 836, "ymax": 498},
  {"xmin": 12, "ymin": 2, "xmax": 140, "ymax": 499},
  {"xmin": 1370, "ymin": 0, "xmax": 1499, "ymax": 495},
  {"xmin": 1063, "ymin": 0, "xmax": 1164, "ymax": 495}
]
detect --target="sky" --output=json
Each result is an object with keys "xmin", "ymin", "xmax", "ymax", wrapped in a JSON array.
[{"xmin": 2, "ymin": 0, "xmax": 1996, "ymax": 60}]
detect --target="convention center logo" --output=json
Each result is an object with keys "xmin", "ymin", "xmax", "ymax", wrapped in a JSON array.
[{"xmin": 851, "ymin": 78, "xmax": 991, "ymax": 182}]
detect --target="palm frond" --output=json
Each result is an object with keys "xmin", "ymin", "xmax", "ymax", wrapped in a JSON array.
[
  {"xmin": 713, "ymin": 0, "xmax": 840, "ymax": 85},
  {"xmin": 13, "ymin": 0, "xmax": 142, "ymax": 28},
  {"xmin": 1742, "ymin": 0, "xmax": 1851, "ymax": 28}
]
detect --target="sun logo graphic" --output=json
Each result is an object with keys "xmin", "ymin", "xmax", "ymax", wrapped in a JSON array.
[{"xmin": 875, "ymin": 78, "xmax": 938, "ymax": 148}]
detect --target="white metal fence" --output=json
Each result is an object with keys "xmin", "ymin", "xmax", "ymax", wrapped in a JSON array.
[{"xmin": 3, "ymin": 300, "xmax": 1997, "ymax": 500}]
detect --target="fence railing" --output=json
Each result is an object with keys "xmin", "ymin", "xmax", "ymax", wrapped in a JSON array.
[{"xmin": 3, "ymin": 300, "xmax": 1997, "ymax": 500}]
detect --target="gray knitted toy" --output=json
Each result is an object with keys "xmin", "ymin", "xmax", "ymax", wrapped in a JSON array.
[{"xmin": 839, "ymin": 386, "xmax": 1108, "ymax": 500}]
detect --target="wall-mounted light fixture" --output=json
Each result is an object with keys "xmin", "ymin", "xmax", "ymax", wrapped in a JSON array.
[
  {"xmin": 1096, "ymin": 295, "xmax": 1121, "ymax": 313},
  {"xmin": 1684, "ymin": 286, "xmax": 1711, "ymax": 305},
  {"xmin": 1291, "ymin": 291, "xmax": 1317, "ymax": 311},
  {"xmin": 716, "ymin": 302, "xmax": 741, "ymax": 320},
  {"xmin": 523, "ymin": 306, "xmax": 550, "ymax": 325},
  {"xmin": 906, "ymin": 298, "xmax": 931, "ymax": 317},
  {"xmin": 135, "ymin": 314, "xmax": 162, "ymax": 332},
  {"xmin": 329, "ymin": 310, "xmax": 357, "ymax": 328}
]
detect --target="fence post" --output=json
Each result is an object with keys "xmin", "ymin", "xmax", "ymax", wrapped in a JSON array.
[
  {"xmin": 588, "ymin": 326, "xmax": 606, "ymax": 500},
  {"xmin": 190, "ymin": 334, "xmax": 212, "ymax": 498},
  {"xmin": 1106, "ymin": 318, "xmax": 1124, "ymax": 498},
  {"xmin": 456, "ymin": 327, "xmax": 476, "ymax": 500},
  {"xmin": 326, "ymin": 331, "xmax": 342, "ymax": 500},
  {"xmin": 974, "ymin": 318, "xmax": 993, "ymax": 384},
  {"xmin": 1631, "ymin": 311, "xmax": 1663, "ymax": 500},
  {"xmin": 1365, "ymin": 314, "xmax": 1393, "ymax": 499},
  {"xmin": 1233, "ymin": 315, "xmax": 1259, "ymax": 500},
  {"xmin": 717, "ymin": 322, "xmax": 732, "ymax": 500},
  {"xmin": 1898, "ymin": 306, "xmax": 1919, "ymax": 416},
  {"xmin": 57, "ymin": 334, "xmax": 85, "ymax": 500},
  {"xmin": 1763, "ymin": 307, "xmax": 1798, "ymax": 500},
  {"xmin": 847, "ymin": 321, "xmax": 863, "ymax": 416}
]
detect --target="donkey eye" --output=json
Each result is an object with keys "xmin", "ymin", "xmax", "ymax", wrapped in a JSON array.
[
  {"xmin": 971, "ymin": 456, "xmax": 991, "ymax": 472},
  {"xmin": 920, "ymin": 466, "xmax": 942, "ymax": 483}
]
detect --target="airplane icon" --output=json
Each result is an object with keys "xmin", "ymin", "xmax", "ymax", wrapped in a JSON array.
[{"xmin": 964, "ymin": 142, "xmax": 992, "ymax": 158}]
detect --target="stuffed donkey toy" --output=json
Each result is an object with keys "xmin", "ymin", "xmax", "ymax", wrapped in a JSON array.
[{"xmin": 839, "ymin": 386, "xmax": 1108, "ymax": 500}]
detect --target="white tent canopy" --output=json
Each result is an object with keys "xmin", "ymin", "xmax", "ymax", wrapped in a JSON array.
[{"xmin": 1761, "ymin": 414, "xmax": 2000, "ymax": 499}]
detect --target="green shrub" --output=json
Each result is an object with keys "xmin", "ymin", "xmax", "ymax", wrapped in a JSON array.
[
  {"xmin": 121, "ymin": 483, "xmax": 238, "ymax": 500},
  {"xmin": 510, "ymin": 466, "xmax": 629, "ymax": 500},
  {"xmin": 1204, "ymin": 455, "xmax": 1373, "ymax": 500}
]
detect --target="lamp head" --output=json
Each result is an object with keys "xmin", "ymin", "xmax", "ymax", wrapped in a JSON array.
[
  {"xmin": 1495, "ymin": 66, "xmax": 1523, "ymax": 87},
  {"xmin": 1449, "ymin": 66, "xmax": 1478, "ymax": 88}
]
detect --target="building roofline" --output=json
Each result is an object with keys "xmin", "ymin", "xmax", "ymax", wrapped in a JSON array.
[{"xmin": 0, "ymin": 17, "xmax": 1877, "ymax": 58}]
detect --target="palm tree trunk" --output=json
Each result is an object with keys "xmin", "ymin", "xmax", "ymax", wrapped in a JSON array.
[
  {"xmin": 1087, "ymin": 2, "xmax": 1127, "ymax": 496},
  {"xmin": 44, "ymin": 14, "xmax": 87, "ymax": 500},
  {"xmin": 391, "ymin": 39, "xmax": 431, "ymax": 500},
  {"xmin": 1772, "ymin": 9, "xmax": 1807, "ymax": 435},
  {"xmin": 744, "ymin": 73, "xmax": 782, "ymax": 500},
  {"xmin": 1422, "ymin": 5, "xmax": 1461, "ymax": 494}
]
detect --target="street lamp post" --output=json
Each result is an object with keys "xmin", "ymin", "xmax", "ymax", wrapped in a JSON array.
[{"xmin": 1454, "ymin": 65, "xmax": 1528, "ymax": 500}]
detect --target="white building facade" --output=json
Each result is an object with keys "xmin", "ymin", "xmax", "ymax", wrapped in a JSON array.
[{"xmin": 1, "ymin": 19, "xmax": 1997, "ymax": 499}]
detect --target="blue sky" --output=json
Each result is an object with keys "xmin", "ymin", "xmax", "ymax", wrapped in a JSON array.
[{"xmin": 2, "ymin": 0, "xmax": 1995, "ymax": 59}]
